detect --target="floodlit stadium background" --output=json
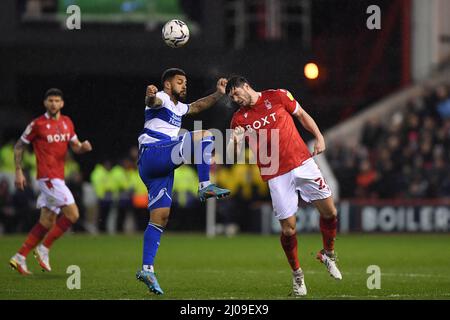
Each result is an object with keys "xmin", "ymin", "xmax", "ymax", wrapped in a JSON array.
[{"xmin": 1, "ymin": 0, "xmax": 450, "ymax": 237}]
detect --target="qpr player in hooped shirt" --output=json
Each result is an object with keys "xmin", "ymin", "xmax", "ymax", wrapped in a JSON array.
[{"xmin": 135, "ymin": 68, "xmax": 231, "ymax": 295}]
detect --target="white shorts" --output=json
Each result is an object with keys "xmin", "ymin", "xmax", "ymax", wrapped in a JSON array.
[
  {"xmin": 268, "ymin": 158, "xmax": 332, "ymax": 220},
  {"xmin": 37, "ymin": 179, "xmax": 75, "ymax": 214}
]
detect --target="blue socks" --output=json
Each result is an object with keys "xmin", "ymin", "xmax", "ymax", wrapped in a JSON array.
[
  {"xmin": 195, "ymin": 136, "xmax": 214, "ymax": 186},
  {"xmin": 142, "ymin": 222, "xmax": 163, "ymax": 270}
]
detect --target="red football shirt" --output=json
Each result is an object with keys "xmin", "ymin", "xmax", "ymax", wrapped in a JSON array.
[
  {"xmin": 21, "ymin": 113, "xmax": 77, "ymax": 180},
  {"xmin": 230, "ymin": 89, "xmax": 311, "ymax": 181}
]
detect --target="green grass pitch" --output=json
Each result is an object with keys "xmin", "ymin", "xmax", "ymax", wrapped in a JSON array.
[{"xmin": 1, "ymin": 233, "xmax": 449, "ymax": 299}]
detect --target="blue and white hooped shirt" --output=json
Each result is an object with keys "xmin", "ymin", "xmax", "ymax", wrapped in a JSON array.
[{"xmin": 138, "ymin": 91, "xmax": 190, "ymax": 146}]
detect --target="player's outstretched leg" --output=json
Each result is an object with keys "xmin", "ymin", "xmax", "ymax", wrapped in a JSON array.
[
  {"xmin": 136, "ymin": 208, "xmax": 168, "ymax": 295},
  {"xmin": 280, "ymin": 217, "xmax": 307, "ymax": 296},
  {"xmin": 35, "ymin": 205, "xmax": 78, "ymax": 272},
  {"xmin": 9, "ymin": 210, "xmax": 53, "ymax": 275},
  {"xmin": 313, "ymin": 197, "xmax": 342, "ymax": 280},
  {"xmin": 190, "ymin": 130, "xmax": 230, "ymax": 201}
]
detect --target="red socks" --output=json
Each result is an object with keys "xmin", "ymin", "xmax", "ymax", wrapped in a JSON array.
[
  {"xmin": 279, "ymin": 216, "xmax": 337, "ymax": 271},
  {"xmin": 320, "ymin": 216, "xmax": 337, "ymax": 252},
  {"xmin": 280, "ymin": 233, "xmax": 300, "ymax": 271},
  {"xmin": 18, "ymin": 223, "xmax": 49, "ymax": 257},
  {"xmin": 43, "ymin": 215, "xmax": 73, "ymax": 249}
]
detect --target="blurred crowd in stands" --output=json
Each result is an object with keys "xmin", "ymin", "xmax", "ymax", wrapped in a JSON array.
[{"xmin": 328, "ymin": 84, "xmax": 450, "ymax": 199}]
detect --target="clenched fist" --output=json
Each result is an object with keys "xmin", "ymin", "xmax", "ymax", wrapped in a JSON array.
[
  {"xmin": 146, "ymin": 85, "xmax": 158, "ymax": 98},
  {"xmin": 233, "ymin": 126, "xmax": 245, "ymax": 144},
  {"xmin": 216, "ymin": 78, "xmax": 228, "ymax": 95},
  {"xmin": 81, "ymin": 140, "xmax": 93, "ymax": 153}
]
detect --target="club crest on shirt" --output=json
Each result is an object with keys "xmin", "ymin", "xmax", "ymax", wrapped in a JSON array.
[
  {"xmin": 264, "ymin": 99, "xmax": 272, "ymax": 109},
  {"xmin": 244, "ymin": 113, "xmax": 248, "ymax": 118},
  {"xmin": 46, "ymin": 124, "xmax": 51, "ymax": 129}
]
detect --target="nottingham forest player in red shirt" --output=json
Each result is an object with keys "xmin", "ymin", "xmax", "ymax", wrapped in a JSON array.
[
  {"xmin": 226, "ymin": 76, "xmax": 342, "ymax": 296},
  {"xmin": 9, "ymin": 88, "xmax": 92, "ymax": 275}
]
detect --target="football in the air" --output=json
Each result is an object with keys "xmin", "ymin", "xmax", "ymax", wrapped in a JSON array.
[{"xmin": 162, "ymin": 19, "xmax": 190, "ymax": 48}]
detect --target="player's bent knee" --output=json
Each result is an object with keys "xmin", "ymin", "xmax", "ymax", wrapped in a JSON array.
[
  {"xmin": 160, "ymin": 216, "xmax": 169, "ymax": 227},
  {"xmin": 40, "ymin": 208, "xmax": 57, "ymax": 228},
  {"xmin": 318, "ymin": 209, "xmax": 336, "ymax": 219},
  {"xmin": 70, "ymin": 211, "xmax": 80, "ymax": 223},
  {"xmin": 322, "ymin": 206, "xmax": 337, "ymax": 219},
  {"xmin": 62, "ymin": 205, "xmax": 80, "ymax": 223},
  {"xmin": 281, "ymin": 224, "xmax": 296, "ymax": 236},
  {"xmin": 191, "ymin": 130, "xmax": 212, "ymax": 142},
  {"xmin": 152, "ymin": 218, "xmax": 169, "ymax": 228},
  {"xmin": 314, "ymin": 197, "xmax": 338, "ymax": 219},
  {"xmin": 202, "ymin": 130, "xmax": 213, "ymax": 138},
  {"xmin": 331, "ymin": 208, "xmax": 338, "ymax": 218},
  {"xmin": 281, "ymin": 228, "xmax": 296, "ymax": 237},
  {"xmin": 279, "ymin": 215, "xmax": 297, "ymax": 236},
  {"xmin": 149, "ymin": 207, "xmax": 170, "ymax": 227},
  {"xmin": 39, "ymin": 216, "xmax": 55, "ymax": 229}
]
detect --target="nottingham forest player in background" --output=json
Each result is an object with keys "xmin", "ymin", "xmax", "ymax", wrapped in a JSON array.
[{"xmin": 9, "ymin": 88, "xmax": 92, "ymax": 275}]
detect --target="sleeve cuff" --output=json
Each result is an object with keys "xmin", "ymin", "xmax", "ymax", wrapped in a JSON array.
[
  {"xmin": 70, "ymin": 134, "xmax": 78, "ymax": 142},
  {"xmin": 20, "ymin": 136, "xmax": 30, "ymax": 144},
  {"xmin": 292, "ymin": 102, "xmax": 301, "ymax": 114}
]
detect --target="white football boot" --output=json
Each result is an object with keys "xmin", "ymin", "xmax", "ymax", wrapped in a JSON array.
[
  {"xmin": 9, "ymin": 253, "xmax": 32, "ymax": 275},
  {"xmin": 317, "ymin": 249, "xmax": 342, "ymax": 280},
  {"xmin": 34, "ymin": 244, "xmax": 51, "ymax": 272},
  {"xmin": 292, "ymin": 269, "xmax": 307, "ymax": 296}
]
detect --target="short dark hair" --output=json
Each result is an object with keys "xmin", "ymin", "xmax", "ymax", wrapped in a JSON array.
[
  {"xmin": 161, "ymin": 68, "xmax": 186, "ymax": 86},
  {"xmin": 44, "ymin": 88, "xmax": 64, "ymax": 99},
  {"xmin": 225, "ymin": 76, "xmax": 250, "ymax": 95}
]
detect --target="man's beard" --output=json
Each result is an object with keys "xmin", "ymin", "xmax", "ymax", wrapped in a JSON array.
[
  {"xmin": 173, "ymin": 90, "xmax": 186, "ymax": 103},
  {"xmin": 47, "ymin": 109, "xmax": 60, "ymax": 117},
  {"xmin": 243, "ymin": 91, "xmax": 252, "ymax": 107}
]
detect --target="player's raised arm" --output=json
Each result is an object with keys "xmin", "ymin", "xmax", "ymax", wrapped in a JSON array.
[
  {"xmin": 14, "ymin": 139, "xmax": 27, "ymax": 190},
  {"xmin": 145, "ymin": 85, "xmax": 163, "ymax": 108},
  {"xmin": 186, "ymin": 78, "xmax": 227, "ymax": 115},
  {"xmin": 293, "ymin": 107, "xmax": 325, "ymax": 156}
]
